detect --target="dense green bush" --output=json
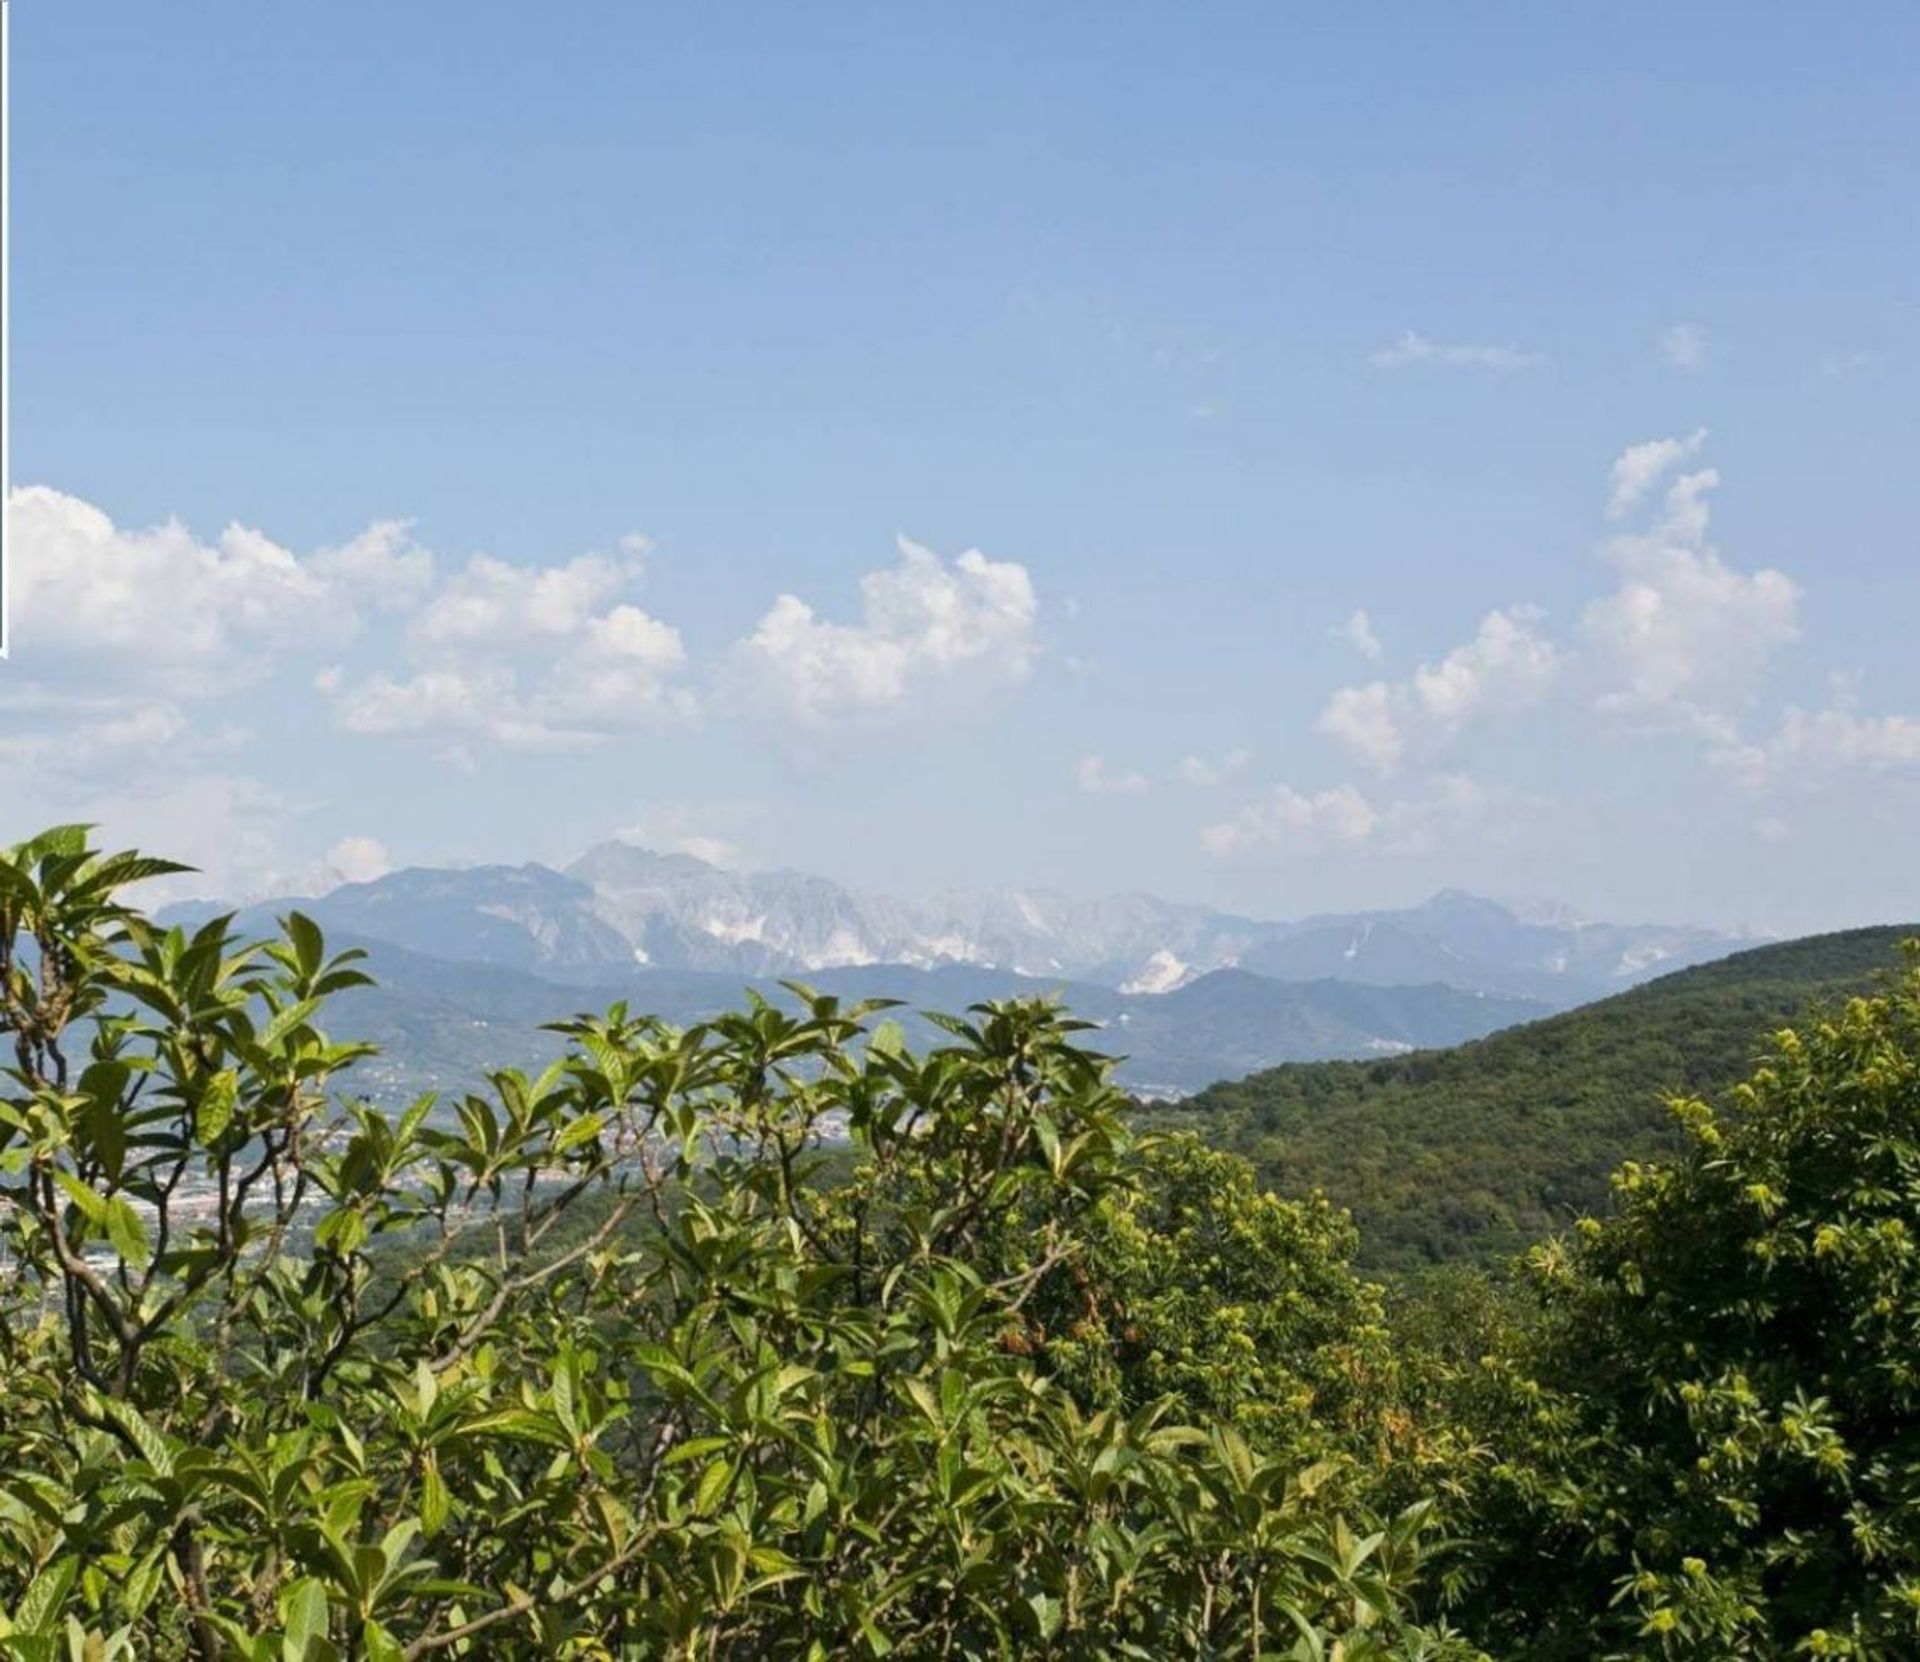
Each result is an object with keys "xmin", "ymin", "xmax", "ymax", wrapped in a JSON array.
[
  {"xmin": 10, "ymin": 822, "xmax": 1920, "ymax": 1658},
  {"xmin": 1460, "ymin": 950, "xmax": 1920, "ymax": 1659},
  {"xmin": 0, "ymin": 827, "xmax": 1473, "ymax": 1659},
  {"xmin": 1026, "ymin": 1135, "xmax": 1474, "ymax": 1511}
]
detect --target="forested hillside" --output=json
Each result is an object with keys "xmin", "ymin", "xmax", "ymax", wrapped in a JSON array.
[{"xmin": 1169, "ymin": 925, "xmax": 1920, "ymax": 1271}]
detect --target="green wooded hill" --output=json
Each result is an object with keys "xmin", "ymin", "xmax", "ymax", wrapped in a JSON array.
[{"xmin": 1167, "ymin": 924, "xmax": 1920, "ymax": 1272}]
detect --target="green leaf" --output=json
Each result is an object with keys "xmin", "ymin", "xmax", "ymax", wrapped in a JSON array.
[
  {"xmin": 13, "ymin": 1556, "xmax": 77, "ymax": 1634},
  {"xmin": 693, "ymin": 1457, "xmax": 733, "ymax": 1516},
  {"xmin": 552, "ymin": 1112, "xmax": 606, "ymax": 1154},
  {"xmin": 260, "ymin": 997, "xmax": 322, "ymax": 1049},
  {"xmin": 100, "ymin": 1398, "xmax": 173, "ymax": 1478},
  {"xmin": 195, "ymin": 1070, "xmax": 239, "ymax": 1147},
  {"xmin": 284, "ymin": 911, "xmax": 325, "ymax": 978},
  {"xmin": 76, "ymin": 1063, "xmax": 130, "ymax": 1178},
  {"xmin": 279, "ymin": 1577, "xmax": 330, "ymax": 1662},
  {"xmin": 420, "ymin": 1454, "xmax": 449, "ymax": 1538},
  {"xmin": 105, "ymin": 1196, "xmax": 150, "ymax": 1270},
  {"xmin": 52, "ymin": 1172, "xmax": 109, "ymax": 1229}
]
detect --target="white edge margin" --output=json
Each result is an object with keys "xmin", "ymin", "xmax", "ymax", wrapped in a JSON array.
[{"xmin": 1, "ymin": 0, "xmax": 11, "ymax": 660}]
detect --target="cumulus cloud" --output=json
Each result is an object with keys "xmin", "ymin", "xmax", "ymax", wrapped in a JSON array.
[
  {"xmin": 1076, "ymin": 755, "xmax": 1149, "ymax": 796},
  {"xmin": 1368, "ymin": 331, "xmax": 1545, "ymax": 371},
  {"xmin": 328, "ymin": 531, "xmax": 694, "ymax": 750},
  {"xmin": 1200, "ymin": 774, "xmax": 1498, "ymax": 861},
  {"xmin": 0, "ymin": 699, "xmax": 191, "ymax": 771},
  {"xmin": 0, "ymin": 485, "xmax": 459, "ymax": 889},
  {"xmin": 1316, "ymin": 439, "xmax": 1798, "ymax": 785},
  {"xmin": 1316, "ymin": 608, "xmax": 1557, "ymax": 772},
  {"xmin": 1413, "ymin": 606, "xmax": 1559, "ymax": 729},
  {"xmin": 1606, "ymin": 428, "xmax": 1708, "ymax": 518},
  {"xmin": 3, "ymin": 490, "xmax": 451, "ymax": 703},
  {"xmin": 1661, "ymin": 322, "xmax": 1707, "ymax": 370},
  {"xmin": 1713, "ymin": 681, "xmax": 1920, "ymax": 794},
  {"xmin": 1584, "ymin": 465, "xmax": 1799, "ymax": 732},
  {"xmin": 1330, "ymin": 608, "xmax": 1383, "ymax": 660},
  {"xmin": 310, "ymin": 520, "xmax": 437, "ymax": 611},
  {"xmin": 1174, "ymin": 748, "xmax": 1250, "ymax": 788},
  {"xmin": 324, "ymin": 836, "xmax": 394, "ymax": 887},
  {"xmin": 1200, "ymin": 782, "xmax": 1377, "ymax": 858},
  {"xmin": 1292, "ymin": 434, "xmax": 1890, "ymax": 851},
  {"xmin": 335, "ymin": 602, "xmax": 694, "ymax": 751},
  {"xmin": 411, "ymin": 546, "xmax": 644, "ymax": 647},
  {"xmin": 612, "ymin": 801, "xmax": 761, "ymax": 869},
  {"xmin": 0, "ymin": 487, "xmax": 693, "ymax": 756},
  {"xmin": 1316, "ymin": 682, "xmax": 1403, "ymax": 771},
  {"xmin": 8, "ymin": 487, "xmax": 343, "ymax": 691},
  {"xmin": 733, "ymin": 537, "xmax": 1038, "ymax": 731}
]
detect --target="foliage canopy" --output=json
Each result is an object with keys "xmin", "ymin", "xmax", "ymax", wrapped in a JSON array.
[
  {"xmin": 1172, "ymin": 927, "xmax": 1920, "ymax": 1271},
  {"xmin": 0, "ymin": 826, "xmax": 1471, "ymax": 1659},
  {"xmin": 1462, "ymin": 948, "xmax": 1920, "ymax": 1659},
  {"xmin": 8, "ymin": 823, "xmax": 1920, "ymax": 1660}
]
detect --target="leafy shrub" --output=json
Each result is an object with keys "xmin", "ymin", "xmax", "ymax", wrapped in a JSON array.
[
  {"xmin": 1463, "ymin": 949, "xmax": 1920, "ymax": 1659},
  {"xmin": 0, "ymin": 827, "xmax": 1475, "ymax": 1660}
]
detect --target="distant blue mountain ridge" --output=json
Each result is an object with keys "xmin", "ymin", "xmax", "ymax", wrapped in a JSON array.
[{"xmin": 156, "ymin": 844, "xmax": 1754, "ymax": 1099}]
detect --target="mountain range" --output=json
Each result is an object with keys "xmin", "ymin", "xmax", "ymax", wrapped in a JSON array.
[
  {"xmin": 301, "ymin": 942, "xmax": 1542, "ymax": 1102},
  {"xmin": 156, "ymin": 844, "xmax": 1754, "ymax": 1099},
  {"xmin": 173, "ymin": 841, "xmax": 1752, "ymax": 1005}
]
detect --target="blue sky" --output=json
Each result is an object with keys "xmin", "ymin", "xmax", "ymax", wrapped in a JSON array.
[{"xmin": 4, "ymin": 2, "xmax": 1918, "ymax": 933}]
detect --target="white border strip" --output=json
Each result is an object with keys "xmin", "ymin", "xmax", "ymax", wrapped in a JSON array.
[{"xmin": 1, "ymin": 0, "xmax": 11, "ymax": 659}]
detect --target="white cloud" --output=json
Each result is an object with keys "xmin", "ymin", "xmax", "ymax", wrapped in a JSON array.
[
  {"xmin": 310, "ymin": 520, "xmax": 436, "ymax": 611},
  {"xmin": 1775, "ymin": 705, "xmax": 1920, "ymax": 772},
  {"xmin": 324, "ymin": 836, "xmax": 393, "ymax": 886},
  {"xmin": 331, "ymin": 535, "xmax": 693, "ymax": 749},
  {"xmin": 1312, "ymin": 441, "xmax": 1793, "ymax": 764},
  {"xmin": 1316, "ymin": 608, "xmax": 1557, "ymax": 772},
  {"xmin": 336, "ymin": 666, "xmax": 516, "ymax": 743},
  {"xmin": 4, "ymin": 490, "xmax": 447, "ymax": 707},
  {"xmin": 0, "ymin": 699, "xmax": 192, "ymax": 770},
  {"xmin": 1174, "ymin": 748, "xmax": 1251, "ymax": 787},
  {"xmin": 1330, "ymin": 608, "xmax": 1383, "ymax": 660},
  {"xmin": 1661, "ymin": 322, "xmax": 1707, "ymax": 370},
  {"xmin": 541, "ymin": 605, "xmax": 694, "ymax": 726},
  {"xmin": 1606, "ymin": 428, "xmax": 1708, "ymax": 518},
  {"xmin": 1305, "ymin": 438, "xmax": 1824, "ymax": 824},
  {"xmin": 7, "ymin": 487, "xmax": 342, "ymax": 691},
  {"xmin": 612, "ymin": 801, "xmax": 760, "ymax": 869},
  {"xmin": 1316, "ymin": 681, "xmax": 1403, "ymax": 771},
  {"xmin": 1076, "ymin": 755, "xmax": 1149, "ymax": 795},
  {"xmin": 733, "ymin": 537, "xmax": 1038, "ymax": 730},
  {"xmin": 0, "ymin": 487, "xmax": 456, "ymax": 861},
  {"xmin": 0, "ymin": 765, "xmax": 307, "ymax": 906},
  {"xmin": 1201, "ymin": 774, "xmax": 1501, "ymax": 861},
  {"xmin": 412, "ymin": 547, "xmax": 642, "ymax": 647},
  {"xmin": 1584, "ymin": 466, "xmax": 1799, "ymax": 731},
  {"xmin": 1368, "ymin": 331, "xmax": 1546, "ymax": 371},
  {"xmin": 334, "ymin": 602, "xmax": 695, "ymax": 751},
  {"xmin": 1713, "ymin": 683, "xmax": 1920, "ymax": 794},
  {"xmin": 1413, "ymin": 606, "xmax": 1558, "ymax": 728},
  {"xmin": 1201, "ymin": 782, "xmax": 1377, "ymax": 857}
]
